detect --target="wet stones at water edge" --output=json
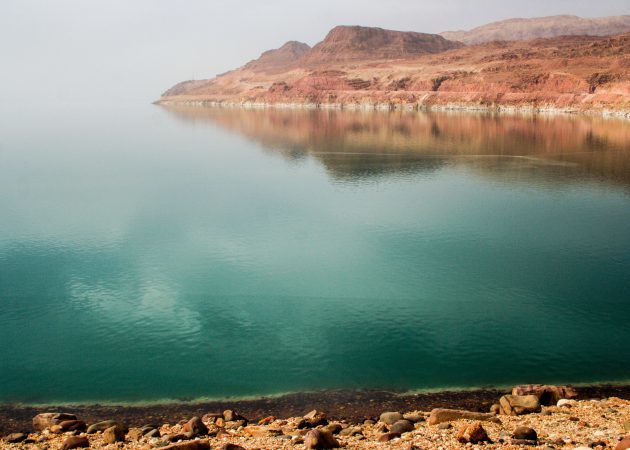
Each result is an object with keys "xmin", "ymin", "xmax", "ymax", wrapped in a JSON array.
[{"xmin": 512, "ymin": 384, "xmax": 578, "ymax": 406}]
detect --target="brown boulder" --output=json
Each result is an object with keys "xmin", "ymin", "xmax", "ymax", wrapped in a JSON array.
[
  {"xmin": 427, "ymin": 408, "xmax": 498, "ymax": 425},
  {"xmin": 182, "ymin": 416, "xmax": 208, "ymax": 437},
  {"xmin": 511, "ymin": 384, "xmax": 577, "ymax": 405},
  {"xmin": 103, "ymin": 425, "xmax": 125, "ymax": 444},
  {"xmin": 305, "ymin": 429, "xmax": 339, "ymax": 449},
  {"xmin": 61, "ymin": 436, "xmax": 89, "ymax": 450},
  {"xmin": 33, "ymin": 413, "xmax": 78, "ymax": 431},
  {"xmin": 616, "ymin": 436, "xmax": 630, "ymax": 450},
  {"xmin": 499, "ymin": 395, "xmax": 540, "ymax": 415},
  {"xmin": 457, "ymin": 423, "xmax": 490, "ymax": 444}
]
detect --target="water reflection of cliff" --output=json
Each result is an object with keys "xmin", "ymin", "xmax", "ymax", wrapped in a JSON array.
[{"xmin": 163, "ymin": 105, "xmax": 630, "ymax": 187}]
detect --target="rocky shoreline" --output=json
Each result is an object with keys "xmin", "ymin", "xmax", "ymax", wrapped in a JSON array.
[
  {"xmin": 2, "ymin": 384, "xmax": 630, "ymax": 449},
  {"xmin": 155, "ymin": 99, "xmax": 630, "ymax": 120}
]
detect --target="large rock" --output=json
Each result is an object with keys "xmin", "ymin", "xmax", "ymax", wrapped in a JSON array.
[
  {"xmin": 86, "ymin": 420, "xmax": 128, "ymax": 434},
  {"xmin": 616, "ymin": 436, "xmax": 630, "ymax": 450},
  {"xmin": 427, "ymin": 408, "xmax": 498, "ymax": 425},
  {"xmin": 182, "ymin": 416, "xmax": 208, "ymax": 437},
  {"xmin": 390, "ymin": 420, "xmax": 414, "ymax": 434},
  {"xmin": 511, "ymin": 384, "xmax": 577, "ymax": 405},
  {"xmin": 32, "ymin": 413, "xmax": 77, "ymax": 431},
  {"xmin": 103, "ymin": 425, "xmax": 125, "ymax": 444},
  {"xmin": 457, "ymin": 423, "xmax": 490, "ymax": 444},
  {"xmin": 379, "ymin": 412, "xmax": 404, "ymax": 425},
  {"xmin": 304, "ymin": 429, "xmax": 339, "ymax": 449},
  {"xmin": 61, "ymin": 436, "xmax": 89, "ymax": 450},
  {"xmin": 162, "ymin": 441, "xmax": 211, "ymax": 450},
  {"xmin": 499, "ymin": 395, "xmax": 541, "ymax": 415}
]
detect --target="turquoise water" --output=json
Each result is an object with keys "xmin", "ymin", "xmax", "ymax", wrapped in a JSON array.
[{"xmin": 0, "ymin": 104, "xmax": 629, "ymax": 404}]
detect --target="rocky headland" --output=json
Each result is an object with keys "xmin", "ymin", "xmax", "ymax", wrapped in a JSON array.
[
  {"xmin": 2, "ymin": 384, "xmax": 630, "ymax": 450},
  {"xmin": 158, "ymin": 16, "xmax": 630, "ymax": 117}
]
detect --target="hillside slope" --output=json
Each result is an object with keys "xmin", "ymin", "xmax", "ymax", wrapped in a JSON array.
[{"xmin": 440, "ymin": 15, "xmax": 630, "ymax": 44}]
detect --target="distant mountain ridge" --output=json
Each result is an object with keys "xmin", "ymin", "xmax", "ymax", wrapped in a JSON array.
[
  {"xmin": 160, "ymin": 16, "xmax": 630, "ymax": 117},
  {"xmin": 440, "ymin": 15, "xmax": 630, "ymax": 44}
]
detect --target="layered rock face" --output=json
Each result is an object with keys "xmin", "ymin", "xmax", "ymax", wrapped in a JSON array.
[
  {"xmin": 440, "ymin": 14, "xmax": 630, "ymax": 44},
  {"xmin": 159, "ymin": 20, "xmax": 630, "ymax": 116}
]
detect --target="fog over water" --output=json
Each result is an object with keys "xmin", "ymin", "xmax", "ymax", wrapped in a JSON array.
[{"xmin": 0, "ymin": 0, "xmax": 628, "ymax": 105}]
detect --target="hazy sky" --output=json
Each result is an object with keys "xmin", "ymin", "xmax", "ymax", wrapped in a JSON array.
[{"xmin": 1, "ymin": 0, "xmax": 628, "ymax": 104}]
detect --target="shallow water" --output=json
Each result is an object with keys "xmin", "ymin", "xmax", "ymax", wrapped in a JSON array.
[{"xmin": 0, "ymin": 104, "xmax": 629, "ymax": 404}]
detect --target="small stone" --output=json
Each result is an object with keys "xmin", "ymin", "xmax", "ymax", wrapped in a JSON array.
[
  {"xmin": 558, "ymin": 399, "xmax": 578, "ymax": 408},
  {"xmin": 223, "ymin": 410, "xmax": 239, "ymax": 422},
  {"xmin": 303, "ymin": 410, "xmax": 328, "ymax": 427},
  {"xmin": 403, "ymin": 413, "xmax": 425, "ymax": 423},
  {"xmin": 127, "ymin": 428, "xmax": 144, "ymax": 441},
  {"xmin": 59, "ymin": 420, "xmax": 87, "ymax": 432},
  {"xmin": 378, "ymin": 432, "xmax": 401, "ymax": 442},
  {"xmin": 182, "ymin": 416, "xmax": 208, "ymax": 437},
  {"xmin": 513, "ymin": 427, "xmax": 537, "ymax": 441},
  {"xmin": 219, "ymin": 445, "xmax": 246, "ymax": 450},
  {"xmin": 437, "ymin": 423, "xmax": 452, "ymax": 430},
  {"xmin": 339, "ymin": 427, "xmax": 362, "ymax": 437},
  {"xmin": 589, "ymin": 440, "xmax": 607, "ymax": 448},
  {"xmin": 511, "ymin": 439, "xmax": 538, "ymax": 446},
  {"xmin": 146, "ymin": 429, "xmax": 161, "ymax": 438},
  {"xmin": 201, "ymin": 413, "xmax": 222, "ymax": 423},
  {"xmin": 390, "ymin": 420, "xmax": 414, "ymax": 434},
  {"xmin": 323, "ymin": 423, "xmax": 342, "ymax": 435},
  {"xmin": 456, "ymin": 423, "xmax": 490, "ymax": 444},
  {"xmin": 380, "ymin": 412, "xmax": 404, "ymax": 425},
  {"xmin": 616, "ymin": 436, "xmax": 630, "ymax": 450},
  {"xmin": 103, "ymin": 425, "xmax": 125, "ymax": 444},
  {"xmin": 258, "ymin": 416, "xmax": 275, "ymax": 425},
  {"xmin": 61, "ymin": 436, "xmax": 90, "ymax": 450},
  {"xmin": 363, "ymin": 419, "xmax": 375, "ymax": 426},
  {"xmin": 490, "ymin": 404, "xmax": 500, "ymax": 414},
  {"xmin": 304, "ymin": 429, "xmax": 339, "ymax": 449},
  {"xmin": 161, "ymin": 441, "xmax": 211, "ymax": 450},
  {"xmin": 86, "ymin": 420, "xmax": 128, "ymax": 434},
  {"xmin": 4, "ymin": 433, "xmax": 28, "ymax": 443}
]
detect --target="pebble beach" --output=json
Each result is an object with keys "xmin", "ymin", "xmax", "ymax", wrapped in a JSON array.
[{"xmin": 2, "ymin": 385, "xmax": 629, "ymax": 450}]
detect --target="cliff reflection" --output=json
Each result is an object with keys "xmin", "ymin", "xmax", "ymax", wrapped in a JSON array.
[{"xmin": 162, "ymin": 105, "xmax": 630, "ymax": 187}]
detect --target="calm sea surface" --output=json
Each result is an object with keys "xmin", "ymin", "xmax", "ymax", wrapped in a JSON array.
[{"xmin": 0, "ymin": 104, "xmax": 629, "ymax": 403}]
